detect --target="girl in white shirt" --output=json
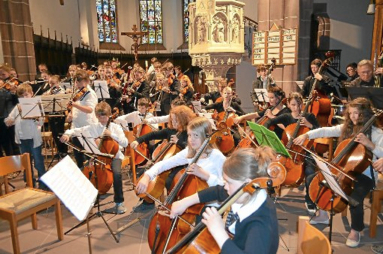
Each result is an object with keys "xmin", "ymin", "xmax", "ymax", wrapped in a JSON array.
[{"xmin": 135, "ymin": 117, "xmax": 226, "ymax": 196}]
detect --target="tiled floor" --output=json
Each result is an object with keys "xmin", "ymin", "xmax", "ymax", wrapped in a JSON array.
[{"xmin": 0, "ymin": 169, "xmax": 382, "ymax": 254}]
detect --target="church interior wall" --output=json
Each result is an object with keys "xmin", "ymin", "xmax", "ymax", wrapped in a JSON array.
[
  {"xmin": 29, "ymin": 0, "xmax": 81, "ymax": 48},
  {"xmin": 313, "ymin": 0, "xmax": 374, "ymax": 70}
]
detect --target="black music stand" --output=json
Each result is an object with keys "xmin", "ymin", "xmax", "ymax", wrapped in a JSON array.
[
  {"xmin": 305, "ymin": 149, "xmax": 359, "ymax": 244},
  {"xmin": 93, "ymin": 80, "xmax": 110, "ymax": 101},
  {"xmin": 41, "ymin": 94, "xmax": 71, "ymax": 168},
  {"xmin": 62, "ymin": 135, "xmax": 119, "ymax": 243},
  {"xmin": 346, "ymin": 87, "xmax": 383, "ymax": 109}
]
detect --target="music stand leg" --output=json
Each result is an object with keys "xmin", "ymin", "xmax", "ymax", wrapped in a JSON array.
[
  {"xmin": 85, "ymin": 211, "xmax": 93, "ymax": 254},
  {"xmin": 328, "ymin": 195, "xmax": 335, "ymax": 244}
]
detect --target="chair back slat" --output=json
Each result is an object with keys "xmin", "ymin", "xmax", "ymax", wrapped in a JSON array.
[{"xmin": 0, "ymin": 154, "xmax": 32, "ymax": 190}]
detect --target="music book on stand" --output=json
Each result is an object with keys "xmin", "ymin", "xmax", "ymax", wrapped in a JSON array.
[
  {"xmin": 253, "ymin": 88, "xmax": 269, "ymax": 103},
  {"xmin": 41, "ymin": 93, "xmax": 71, "ymax": 114},
  {"xmin": 41, "ymin": 156, "xmax": 98, "ymax": 221}
]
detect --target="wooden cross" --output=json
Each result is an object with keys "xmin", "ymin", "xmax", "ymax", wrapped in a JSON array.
[{"xmin": 121, "ymin": 25, "xmax": 148, "ymax": 62}]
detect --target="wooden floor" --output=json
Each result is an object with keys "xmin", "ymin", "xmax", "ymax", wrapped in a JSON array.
[{"xmin": 0, "ymin": 167, "xmax": 382, "ymax": 254}]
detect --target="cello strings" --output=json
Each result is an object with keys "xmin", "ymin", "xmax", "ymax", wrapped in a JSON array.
[{"xmin": 299, "ymin": 145, "xmax": 355, "ymax": 181}]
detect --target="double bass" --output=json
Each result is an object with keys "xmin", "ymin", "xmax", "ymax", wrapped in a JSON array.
[
  {"xmin": 166, "ymin": 161, "xmax": 287, "ymax": 254},
  {"xmin": 309, "ymin": 110, "xmax": 382, "ymax": 213}
]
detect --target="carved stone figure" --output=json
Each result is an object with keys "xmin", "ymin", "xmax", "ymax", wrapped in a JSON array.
[
  {"xmin": 197, "ymin": 17, "xmax": 207, "ymax": 43},
  {"xmin": 213, "ymin": 16, "xmax": 225, "ymax": 43},
  {"xmin": 232, "ymin": 17, "xmax": 239, "ymax": 43}
]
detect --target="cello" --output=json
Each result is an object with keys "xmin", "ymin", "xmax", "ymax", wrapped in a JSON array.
[
  {"xmin": 277, "ymin": 93, "xmax": 317, "ymax": 187},
  {"xmin": 135, "ymin": 132, "xmax": 182, "ymax": 203},
  {"xmin": 213, "ymin": 97, "xmax": 236, "ymax": 155},
  {"xmin": 146, "ymin": 135, "xmax": 215, "ymax": 254},
  {"xmin": 82, "ymin": 110, "xmax": 120, "ymax": 194},
  {"xmin": 308, "ymin": 110, "xmax": 382, "ymax": 213},
  {"xmin": 131, "ymin": 113, "xmax": 153, "ymax": 166},
  {"xmin": 166, "ymin": 161, "xmax": 287, "ymax": 254}
]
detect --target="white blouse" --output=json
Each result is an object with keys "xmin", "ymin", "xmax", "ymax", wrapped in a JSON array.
[{"xmin": 145, "ymin": 147, "xmax": 226, "ymax": 187}]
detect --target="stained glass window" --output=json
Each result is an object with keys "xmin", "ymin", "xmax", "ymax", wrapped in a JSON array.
[
  {"xmin": 183, "ymin": 0, "xmax": 194, "ymax": 43},
  {"xmin": 96, "ymin": 0, "xmax": 118, "ymax": 43},
  {"xmin": 139, "ymin": 0, "xmax": 163, "ymax": 44}
]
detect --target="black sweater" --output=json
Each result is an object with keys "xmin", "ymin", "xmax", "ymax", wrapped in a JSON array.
[
  {"xmin": 264, "ymin": 112, "xmax": 320, "ymax": 139},
  {"xmin": 198, "ymin": 186, "xmax": 279, "ymax": 254},
  {"xmin": 136, "ymin": 128, "xmax": 188, "ymax": 149},
  {"xmin": 205, "ymin": 101, "xmax": 245, "ymax": 116}
]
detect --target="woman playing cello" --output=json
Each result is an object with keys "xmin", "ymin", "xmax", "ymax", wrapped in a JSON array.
[
  {"xmin": 170, "ymin": 147, "xmax": 279, "ymax": 254},
  {"xmin": 294, "ymin": 97, "xmax": 383, "ymax": 248},
  {"xmin": 135, "ymin": 117, "xmax": 225, "ymax": 210},
  {"xmin": 264, "ymin": 92, "xmax": 320, "ymax": 206},
  {"xmin": 234, "ymin": 84, "xmax": 289, "ymax": 138}
]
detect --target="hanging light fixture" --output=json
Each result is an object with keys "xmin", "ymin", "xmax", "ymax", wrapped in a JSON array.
[{"xmin": 367, "ymin": 0, "xmax": 376, "ymax": 15}]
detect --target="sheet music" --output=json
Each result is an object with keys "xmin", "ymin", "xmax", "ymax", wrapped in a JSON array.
[
  {"xmin": 76, "ymin": 130, "xmax": 113, "ymax": 158},
  {"xmin": 312, "ymin": 156, "xmax": 349, "ymax": 202},
  {"xmin": 60, "ymin": 82, "xmax": 71, "ymax": 91},
  {"xmin": 253, "ymin": 89, "xmax": 269, "ymax": 102},
  {"xmin": 40, "ymin": 156, "xmax": 98, "ymax": 221},
  {"xmin": 93, "ymin": 80, "xmax": 110, "ymax": 99},
  {"xmin": 18, "ymin": 96, "xmax": 45, "ymax": 118},
  {"xmin": 191, "ymin": 101, "xmax": 202, "ymax": 113},
  {"xmin": 41, "ymin": 93, "xmax": 71, "ymax": 113}
]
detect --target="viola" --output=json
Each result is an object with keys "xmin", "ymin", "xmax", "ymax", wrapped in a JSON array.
[
  {"xmin": 308, "ymin": 110, "xmax": 382, "ymax": 213},
  {"xmin": 83, "ymin": 110, "xmax": 120, "ymax": 194},
  {"xmin": 166, "ymin": 161, "xmax": 287, "ymax": 254},
  {"xmin": 277, "ymin": 93, "xmax": 317, "ymax": 187},
  {"xmin": 147, "ymin": 135, "xmax": 215, "ymax": 253}
]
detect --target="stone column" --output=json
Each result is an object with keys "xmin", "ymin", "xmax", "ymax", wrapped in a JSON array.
[
  {"xmin": 0, "ymin": 0, "xmax": 36, "ymax": 81},
  {"xmin": 371, "ymin": 0, "xmax": 383, "ymax": 67}
]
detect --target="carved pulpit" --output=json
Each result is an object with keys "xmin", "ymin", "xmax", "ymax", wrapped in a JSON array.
[
  {"xmin": 121, "ymin": 25, "xmax": 148, "ymax": 62},
  {"xmin": 188, "ymin": 0, "xmax": 245, "ymax": 92}
]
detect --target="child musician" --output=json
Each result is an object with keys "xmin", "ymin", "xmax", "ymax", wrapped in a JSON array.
[
  {"xmin": 67, "ymin": 69, "xmax": 98, "ymax": 168},
  {"xmin": 60, "ymin": 101, "xmax": 128, "ymax": 214},
  {"xmin": 114, "ymin": 97, "xmax": 155, "ymax": 130},
  {"xmin": 135, "ymin": 116, "xmax": 226, "ymax": 203},
  {"xmin": 170, "ymin": 147, "xmax": 279, "ymax": 254},
  {"xmin": 294, "ymin": 97, "xmax": 383, "ymax": 248},
  {"xmin": 264, "ymin": 92, "xmax": 319, "ymax": 214},
  {"xmin": 4, "ymin": 84, "xmax": 47, "ymax": 190}
]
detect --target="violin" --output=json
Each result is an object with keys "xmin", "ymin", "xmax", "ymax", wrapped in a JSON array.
[
  {"xmin": 0, "ymin": 77, "xmax": 19, "ymax": 91},
  {"xmin": 166, "ymin": 160, "xmax": 287, "ymax": 254},
  {"xmin": 83, "ymin": 109, "xmax": 120, "ymax": 194},
  {"xmin": 308, "ymin": 110, "xmax": 383, "ymax": 213},
  {"xmin": 67, "ymin": 87, "xmax": 88, "ymax": 111}
]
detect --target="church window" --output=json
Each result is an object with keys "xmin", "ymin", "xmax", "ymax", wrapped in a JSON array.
[
  {"xmin": 96, "ymin": 0, "xmax": 118, "ymax": 43},
  {"xmin": 139, "ymin": 0, "xmax": 163, "ymax": 44}
]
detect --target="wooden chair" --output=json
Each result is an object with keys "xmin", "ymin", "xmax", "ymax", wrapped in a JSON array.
[
  {"xmin": 0, "ymin": 153, "xmax": 63, "ymax": 254},
  {"xmin": 369, "ymin": 175, "xmax": 383, "ymax": 238},
  {"xmin": 297, "ymin": 216, "xmax": 331, "ymax": 254}
]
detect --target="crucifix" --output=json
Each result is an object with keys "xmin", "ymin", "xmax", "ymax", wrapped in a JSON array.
[{"xmin": 121, "ymin": 24, "xmax": 148, "ymax": 62}]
